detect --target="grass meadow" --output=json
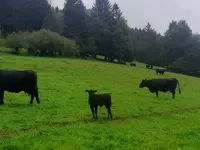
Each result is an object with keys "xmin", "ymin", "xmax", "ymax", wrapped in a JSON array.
[{"xmin": 1, "ymin": 53, "xmax": 200, "ymax": 150}]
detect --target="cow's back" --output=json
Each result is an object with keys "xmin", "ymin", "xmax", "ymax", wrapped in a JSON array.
[
  {"xmin": 0, "ymin": 69, "xmax": 37, "ymax": 92},
  {"xmin": 151, "ymin": 78, "xmax": 177, "ymax": 91},
  {"xmin": 90, "ymin": 93, "xmax": 111, "ymax": 106}
]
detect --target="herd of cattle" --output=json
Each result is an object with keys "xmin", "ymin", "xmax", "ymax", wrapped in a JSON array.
[
  {"xmin": 130, "ymin": 62, "xmax": 167, "ymax": 75},
  {"xmin": 0, "ymin": 64, "xmax": 181, "ymax": 119}
]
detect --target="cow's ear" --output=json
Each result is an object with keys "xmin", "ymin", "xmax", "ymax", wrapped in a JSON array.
[
  {"xmin": 94, "ymin": 90, "xmax": 97, "ymax": 93},
  {"xmin": 85, "ymin": 90, "xmax": 88, "ymax": 92}
]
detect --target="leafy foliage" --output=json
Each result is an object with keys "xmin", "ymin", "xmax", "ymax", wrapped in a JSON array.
[
  {"xmin": 63, "ymin": 0, "xmax": 87, "ymax": 49},
  {"xmin": 5, "ymin": 29, "xmax": 79, "ymax": 57},
  {"xmin": 42, "ymin": 7, "xmax": 63, "ymax": 34},
  {"xmin": 0, "ymin": 0, "xmax": 50, "ymax": 36},
  {"xmin": 5, "ymin": 31, "xmax": 29, "ymax": 54}
]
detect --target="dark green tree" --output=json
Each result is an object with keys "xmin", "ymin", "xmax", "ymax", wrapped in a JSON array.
[
  {"xmin": 131, "ymin": 23, "xmax": 161, "ymax": 65},
  {"xmin": 42, "ymin": 7, "xmax": 63, "ymax": 34},
  {"xmin": 163, "ymin": 20, "xmax": 192, "ymax": 65},
  {"xmin": 0, "ymin": 0, "xmax": 50, "ymax": 36},
  {"xmin": 63, "ymin": 0, "xmax": 87, "ymax": 49},
  {"xmin": 91, "ymin": 0, "xmax": 113, "ymax": 60},
  {"xmin": 111, "ymin": 3, "xmax": 133, "ymax": 63},
  {"xmin": 143, "ymin": 22, "xmax": 159, "ymax": 65}
]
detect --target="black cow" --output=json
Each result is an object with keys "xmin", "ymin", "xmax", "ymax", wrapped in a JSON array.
[
  {"xmin": 85, "ymin": 90, "xmax": 112, "ymax": 119},
  {"xmin": 130, "ymin": 62, "xmax": 136, "ymax": 67},
  {"xmin": 146, "ymin": 64, "xmax": 153, "ymax": 69},
  {"xmin": 0, "ymin": 69, "xmax": 40, "ymax": 105},
  {"xmin": 139, "ymin": 78, "xmax": 181, "ymax": 99},
  {"xmin": 155, "ymin": 68, "xmax": 166, "ymax": 75}
]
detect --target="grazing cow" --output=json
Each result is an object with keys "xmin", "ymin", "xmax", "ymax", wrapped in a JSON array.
[
  {"xmin": 85, "ymin": 90, "xmax": 112, "ymax": 119},
  {"xmin": 155, "ymin": 68, "xmax": 166, "ymax": 75},
  {"xmin": 146, "ymin": 64, "xmax": 153, "ymax": 69},
  {"xmin": 139, "ymin": 78, "xmax": 181, "ymax": 99},
  {"xmin": 0, "ymin": 69, "xmax": 40, "ymax": 105},
  {"xmin": 130, "ymin": 62, "xmax": 136, "ymax": 67}
]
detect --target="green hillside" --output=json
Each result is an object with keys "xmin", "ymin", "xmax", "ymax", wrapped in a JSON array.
[{"xmin": 1, "ymin": 53, "xmax": 200, "ymax": 150}]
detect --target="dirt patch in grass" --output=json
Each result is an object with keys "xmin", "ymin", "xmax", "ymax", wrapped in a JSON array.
[
  {"xmin": 20, "ymin": 127, "xmax": 40, "ymax": 132},
  {"xmin": 0, "ymin": 127, "xmax": 40, "ymax": 139},
  {"xmin": 35, "ymin": 119, "xmax": 95, "ymax": 127},
  {"xmin": 0, "ymin": 130, "xmax": 14, "ymax": 138}
]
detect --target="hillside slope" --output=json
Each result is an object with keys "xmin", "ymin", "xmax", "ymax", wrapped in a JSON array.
[{"xmin": 0, "ymin": 54, "xmax": 200, "ymax": 150}]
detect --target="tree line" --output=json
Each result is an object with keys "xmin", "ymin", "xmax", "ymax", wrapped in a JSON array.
[{"xmin": 0, "ymin": 0, "xmax": 200, "ymax": 77}]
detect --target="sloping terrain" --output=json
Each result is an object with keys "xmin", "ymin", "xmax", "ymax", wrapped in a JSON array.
[{"xmin": 0, "ymin": 54, "xmax": 200, "ymax": 150}]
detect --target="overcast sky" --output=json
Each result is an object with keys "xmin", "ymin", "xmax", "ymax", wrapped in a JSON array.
[{"xmin": 52, "ymin": 0, "xmax": 200, "ymax": 35}]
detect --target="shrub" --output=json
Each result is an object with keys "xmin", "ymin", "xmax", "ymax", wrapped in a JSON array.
[
  {"xmin": 0, "ymin": 39, "xmax": 5, "ymax": 47},
  {"xmin": 4, "ymin": 31, "xmax": 30, "ymax": 54},
  {"xmin": 5, "ymin": 32, "xmax": 21, "ymax": 54},
  {"xmin": 26, "ymin": 29, "xmax": 79, "ymax": 57},
  {"xmin": 4, "ymin": 29, "xmax": 80, "ymax": 57},
  {"xmin": 170, "ymin": 55, "xmax": 200, "ymax": 77}
]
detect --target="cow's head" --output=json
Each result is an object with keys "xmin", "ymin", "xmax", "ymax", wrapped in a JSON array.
[
  {"xmin": 85, "ymin": 89, "xmax": 97, "ymax": 96},
  {"xmin": 139, "ymin": 79, "xmax": 148, "ymax": 88}
]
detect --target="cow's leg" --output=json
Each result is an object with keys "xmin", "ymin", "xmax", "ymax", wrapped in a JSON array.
[
  {"xmin": 105, "ymin": 105, "xmax": 112, "ymax": 119},
  {"xmin": 95, "ymin": 106, "xmax": 98, "ymax": 119},
  {"xmin": 30, "ymin": 92, "xmax": 34, "ymax": 104},
  {"xmin": 35, "ymin": 88, "xmax": 40, "ymax": 104},
  {"xmin": 173, "ymin": 92, "xmax": 175, "ymax": 99},
  {"xmin": 90, "ymin": 106, "xmax": 95, "ymax": 119},
  {"xmin": 171, "ymin": 89, "xmax": 175, "ymax": 99},
  {"xmin": 0, "ymin": 91, "xmax": 4, "ymax": 105},
  {"xmin": 30, "ymin": 88, "xmax": 40, "ymax": 104},
  {"xmin": 156, "ymin": 91, "xmax": 159, "ymax": 97},
  {"xmin": 108, "ymin": 106, "xmax": 112, "ymax": 119}
]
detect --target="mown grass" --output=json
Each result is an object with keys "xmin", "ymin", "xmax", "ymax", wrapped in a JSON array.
[{"xmin": 1, "ymin": 53, "xmax": 200, "ymax": 150}]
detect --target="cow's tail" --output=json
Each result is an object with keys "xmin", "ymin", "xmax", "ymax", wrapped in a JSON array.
[{"xmin": 177, "ymin": 79, "xmax": 181, "ymax": 94}]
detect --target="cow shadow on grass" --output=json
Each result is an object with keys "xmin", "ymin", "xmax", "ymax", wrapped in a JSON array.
[
  {"xmin": 34, "ymin": 106, "xmax": 200, "ymax": 127},
  {"xmin": 4, "ymin": 103, "xmax": 35, "ymax": 108},
  {"xmin": 35, "ymin": 113, "xmax": 114, "ymax": 127}
]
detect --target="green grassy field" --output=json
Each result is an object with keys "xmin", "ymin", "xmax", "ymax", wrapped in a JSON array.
[{"xmin": 1, "ymin": 53, "xmax": 200, "ymax": 150}]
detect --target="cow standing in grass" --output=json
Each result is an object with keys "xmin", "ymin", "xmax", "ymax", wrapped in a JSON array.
[
  {"xmin": 0, "ymin": 69, "xmax": 40, "ymax": 105},
  {"xmin": 130, "ymin": 62, "xmax": 136, "ymax": 67},
  {"xmin": 146, "ymin": 64, "xmax": 153, "ymax": 69},
  {"xmin": 156, "ymin": 68, "xmax": 166, "ymax": 75},
  {"xmin": 85, "ymin": 90, "xmax": 112, "ymax": 119},
  {"xmin": 139, "ymin": 78, "xmax": 181, "ymax": 99}
]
